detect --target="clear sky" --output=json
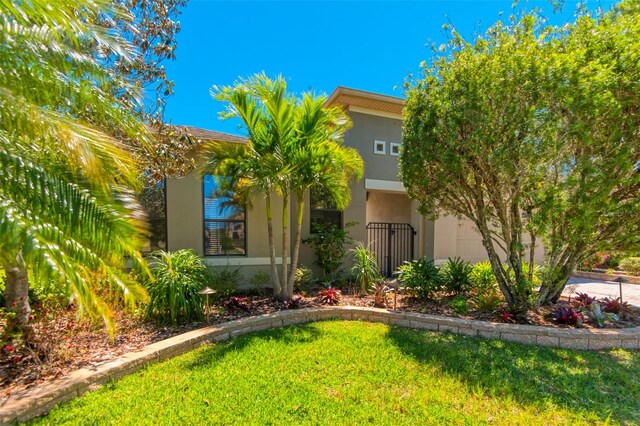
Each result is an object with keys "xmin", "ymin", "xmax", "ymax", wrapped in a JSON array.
[{"xmin": 163, "ymin": 0, "xmax": 615, "ymax": 135}]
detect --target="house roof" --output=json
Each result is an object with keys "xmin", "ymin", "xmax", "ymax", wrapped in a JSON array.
[
  {"xmin": 180, "ymin": 125, "xmax": 247, "ymax": 144},
  {"xmin": 324, "ymin": 86, "xmax": 404, "ymax": 116}
]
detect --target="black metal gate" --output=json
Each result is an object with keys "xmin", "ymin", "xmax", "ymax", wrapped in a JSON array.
[{"xmin": 366, "ymin": 222, "xmax": 416, "ymax": 277}]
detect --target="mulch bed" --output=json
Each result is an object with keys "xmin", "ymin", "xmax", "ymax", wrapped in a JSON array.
[{"xmin": 1, "ymin": 290, "xmax": 639, "ymax": 399}]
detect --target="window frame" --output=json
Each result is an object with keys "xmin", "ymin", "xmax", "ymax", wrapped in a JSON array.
[
  {"xmin": 389, "ymin": 142, "xmax": 402, "ymax": 156},
  {"xmin": 202, "ymin": 175, "xmax": 247, "ymax": 257},
  {"xmin": 373, "ymin": 140, "xmax": 386, "ymax": 155}
]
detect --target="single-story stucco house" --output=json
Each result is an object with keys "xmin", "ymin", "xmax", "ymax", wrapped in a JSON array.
[{"xmin": 150, "ymin": 86, "xmax": 542, "ymax": 282}]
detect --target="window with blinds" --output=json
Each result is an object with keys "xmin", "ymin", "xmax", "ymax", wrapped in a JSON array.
[{"xmin": 203, "ymin": 175, "xmax": 246, "ymax": 256}]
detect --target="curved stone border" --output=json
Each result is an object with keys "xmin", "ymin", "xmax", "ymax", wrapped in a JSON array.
[
  {"xmin": 573, "ymin": 270, "xmax": 640, "ymax": 284},
  {"xmin": 2, "ymin": 306, "xmax": 639, "ymax": 424}
]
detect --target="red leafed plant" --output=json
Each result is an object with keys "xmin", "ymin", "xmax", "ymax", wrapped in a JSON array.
[
  {"xmin": 499, "ymin": 309, "xmax": 516, "ymax": 323},
  {"xmin": 554, "ymin": 306, "xmax": 581, "ymax": 325},
  {"xmin": 572, "ymin": 292, "xmax": 596, "ymax": 308},
  {"xmin": 600, "ymin": 297, "xmax": 630, "ymax": 316},
  {"xmin": 318, "ymin": 287, "xmax": 342, "ymax": 305},
  {"xmin": 223, "ymin": 297, "xmax": 251, "ymax": 311}
]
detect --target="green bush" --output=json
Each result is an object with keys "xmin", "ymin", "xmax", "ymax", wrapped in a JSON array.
[
  {"xmin": 294, "ymin": 266, "xmax": 314, "ymax": 292},
  {"xmin": 350, "ymin": 242, "xmax": 380, "ymax": 296},
  {"xmin": 395, "ymin": 257, "xmax": 441, "ymax": 300},
  {"xmin": 303, "ymin": 222, "xmax": 354, "ymax": 277},
  {"xmin": 248, "ymin": 271, "xmax": 270, "ymax": 293},
  {"xmin": 145, "ymin": 250, "xmax": 206, "ymax": 325},
  {"xmin": 207, "ymin": 267, "xmax": 241, "ymax": 299},
  {"xmin": 440, "ymin": 257, "xmax": 472, "ymax": 294},
  {"xmin": 620, "ymin": 257, "xmax": 640, "ymax": 276},
  {"xmin": 449, "ymin": 294, "xmax": 470, "ymax": 315},
  {"xmin": 470, "ymin": 261, "xmax": 497, "ymax": 292}
]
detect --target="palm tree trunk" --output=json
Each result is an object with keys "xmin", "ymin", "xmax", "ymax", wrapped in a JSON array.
[
  {"xmin": 4, "ymin": 251, "xmax": 33, "ymax": 340},
  {"xmin": 287, "ymin": 193, "xmax": 305, "ymax": 296},
  {"xmin": 280, "ymin": 195, "xmax": 290, "ymax": 299},
  {"xmin": 265, "ymin": 195, "xmax": 281, "ymax": 296}
]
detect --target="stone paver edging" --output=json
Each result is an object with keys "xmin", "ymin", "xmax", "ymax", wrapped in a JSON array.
[
  {"xmin": 573, "ymin": 270, "xmax": 640, "ymax": 284},
  {"xmin": 2, "ymin": 306, "xmax": 639, "ymax": 424}
]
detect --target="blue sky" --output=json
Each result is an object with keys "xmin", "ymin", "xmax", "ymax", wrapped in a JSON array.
[{"xmin": 163, "ymin": 0, "xmax": 615, "ymax": 135}]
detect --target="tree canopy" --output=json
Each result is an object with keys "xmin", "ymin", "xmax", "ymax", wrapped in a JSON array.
[{"xmin": 401, "ymin": 0, "xmax": 640, "ymax": 310}]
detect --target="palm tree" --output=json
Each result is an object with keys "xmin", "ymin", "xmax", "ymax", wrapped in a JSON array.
[
  {"xmin": 0, "ymin": 0, "xmax": 151, "ymax": 337},
  {"xmin": 202, "ymin": 74, "xmax": 363, "ymax": 300}
]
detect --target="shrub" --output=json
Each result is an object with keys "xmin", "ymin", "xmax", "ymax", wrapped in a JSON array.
[
  {"xmin": 553, "ymin": 306, "xmax": 581, "ymax": 326},
  {"xmin": 583, "ymin": 302, "xmax": 618, "ymax": 328},
  {"xmin": 572, "ymin": 292, "xmax": 596, "ymax": 308},
  {"xmin": 449, "ymin": 295, "xmax": 470, "ymax": 315},
  {"xmin": 619, "ymin": 257, "xmax": 640, "ymax": 276},
  {"xmin": 440, "ymin": 257, "xmax": 472, "ymax": 294},
  {"xmin": 294, "ymin": 266, "xmax": 314, "ymax": 291},
  {"xmin": 470, "ymin": 261, "xmax": 497, "ymax": 293},
  {"xmin": 371, "ymin": 281, "xmax": 392, "ymax": 308},
  {"xmin": 145, "ymin": 250, "xmax": 206, "ymax": 325},
  {"xmin": 249, "ymin": 271, "xmax": 271, "ymax": 293},
  {"xmin": 395, "ymin": 258, "xmax": 441, "ymax": 300},
  {"xmin": 350, "ymin": 242, "xmax": 380, "ymax": 296},
  {"xmin": 472, "ymin": 292, "xmax": 503, "ymax": 312},
  {"xmin": 303, "ymin": 222, "xmax": 354, "ymax": 277},
  {"xmin": 317, "ymin": 287, "xmax": 341, "ymax": 305},
  {"xmin": 206, "ymin": 267, "xmax": 240, "ymax": 300},
  {"xmin": 600, "ymin": 297, "xmax": 631, "ymax": 316}
]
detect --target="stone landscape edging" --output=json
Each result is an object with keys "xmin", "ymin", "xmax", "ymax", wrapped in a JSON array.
[
  {"xmin": 2, "ymin": 306, "xmax": 639, "ymax": 424},
  {"xmin": 573, "ymin": 270, "xmax": 640, "ymax": 284}
]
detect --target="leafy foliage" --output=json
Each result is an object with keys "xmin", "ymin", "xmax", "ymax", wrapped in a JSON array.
[
  {"xmin": 303, "ymin": 222, "xmax": 354, "ymax": 277},
  {"xmin": 206, "ymin": 268, "xmax": 240, "ymax": 300},
  {"xmin": 317, "ymin": 287, "xmax": 341, "ymax": 305},
  {"xmin": 600, "ymin": 297, "xmax": 631, "ymax": 317},
  {"xmin": 223, "ymin": 297, "xmax": 251, "ymax": 312},
  {"xmin": 619, "ymin": 258, "xmax": 640, "ymax": 276},
  {"xmin": 145, "ymin": 250, "xmax": 205, "ymax": 325},
  {"xmin": 0, "ymin": 0, "xmax": 152, "ymax": 336},
  {"xmin": 401, "ymin": 2, "xmax": 640, "ymax": 309},
  {"xmin": 470, "ymin": 261, "xmax": 498, "ymax": 293},
  {"xmin": 350, "ymin": 242, "xmax": 380, "ymax": 296},
  {"xmin": 202, "ymin": 73, "xmax": 363, "ymax": 300},
  {"xmin": 582, "ymin": 302, "xmax": 618, "ymax": 328},
  {"xmin": 449, "ymin": 295, "xmax": 470, "ymax": 315},
  {"xmin": 572, "ymin": 293, "xmax": 596, "ymax": 309},
  {"xmin": 553, "ymin": 307, "xmax": 581, "ymax": 326},
  {"xmin": 395, "ymin": 258, "xmax": 441, "ymax": 300},
  {"xmin": 440, "ymin": 258, "xmax": 473, "ymax": 294}
]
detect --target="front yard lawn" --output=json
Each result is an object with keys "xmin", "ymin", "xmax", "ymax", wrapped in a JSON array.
[{"xmin": 32, "ymin": 321, "xmax": 639, "ymax": 425}]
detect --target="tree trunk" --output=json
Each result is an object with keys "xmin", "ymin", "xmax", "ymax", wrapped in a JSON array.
[
  {"xmin": 279, "ymin": 195, "xmax": 290, "ymax": 300},
  {"xmin": 265, "ymin": 195, "xmax": 281, "ymax": 296},
  {"xmin": 4, "ymin": 252, "xmax": 33, "ymax": 340},
  {"xmin": 287, "ymin": 193, "xmax": 304, "ymax": 297}
]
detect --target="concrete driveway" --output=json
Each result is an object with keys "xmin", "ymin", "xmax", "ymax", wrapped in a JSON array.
[{"xmin": 563, "ymin": 277, "xmax": 640, "ymax": 307}]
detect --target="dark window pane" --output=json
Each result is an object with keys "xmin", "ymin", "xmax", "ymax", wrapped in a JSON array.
[{"xmin": 310, "ymin": 187, "xmax": 342, "ymax": 232}]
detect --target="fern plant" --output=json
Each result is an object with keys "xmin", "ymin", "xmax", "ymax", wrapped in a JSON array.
[{"xmin": 145, "ymin": 250, "xmax": 206, "ymax": 325}]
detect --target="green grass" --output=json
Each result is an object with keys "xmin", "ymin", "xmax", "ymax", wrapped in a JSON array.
[{"xmin": 32, "ymin": 321, "xmax": 640, "ymax": 425}]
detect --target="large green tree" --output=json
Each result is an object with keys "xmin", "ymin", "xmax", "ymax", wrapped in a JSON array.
[
  {"xmin": 401, "ymin": 1, "xmax": 640, "ymax": 310},
  {"xmin": 0, "ymin": 0, "xmax": 151, "ymax": 336},
  {"xmin": 202, "ymin": 74, "xmax": 363, "ymax": 300}
]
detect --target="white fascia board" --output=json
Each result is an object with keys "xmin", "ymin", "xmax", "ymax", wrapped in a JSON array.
[{"xmin": 365, "ymin": 179, "xmax": 406, "ymax": 193}]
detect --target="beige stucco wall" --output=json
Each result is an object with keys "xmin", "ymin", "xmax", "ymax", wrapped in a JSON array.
[
  {"xmin": 433, "ymin": 214, "xmax": 545, "ymax": 265},
  {"xmin": 365, "ymin": 191, "xmax": 412, "ymax": 224}
]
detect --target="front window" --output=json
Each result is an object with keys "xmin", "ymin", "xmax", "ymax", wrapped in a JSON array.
[
  {"xmin": 310, "ymin": 186, "xmax": 342, "ymax": 232},
  {"xmin": 203, "ymin": 175, "xmax": 246, "ymax": 256}
]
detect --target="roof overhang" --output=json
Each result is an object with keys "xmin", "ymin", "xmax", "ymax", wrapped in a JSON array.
[{"xmin": 324, "ymin": 86, "xmax": 404, "ymax": 119}]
